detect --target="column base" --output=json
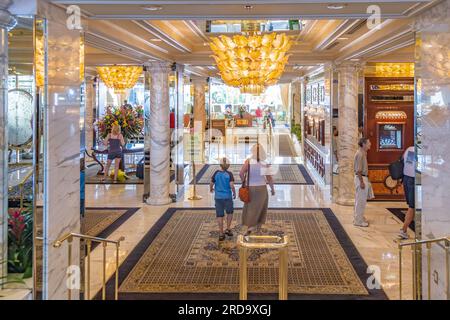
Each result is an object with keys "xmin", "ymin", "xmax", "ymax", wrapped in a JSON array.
[
  {"xmin": 146, "ymin": 197, "xmax": 172, "ymax": 206},
  {"xmin": 336, "ymin": 197, "xmax": 355, "ymax": 206}
]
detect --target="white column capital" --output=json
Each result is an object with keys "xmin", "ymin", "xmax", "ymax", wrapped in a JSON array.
[
  {"xmin": 144, "ymin": 61, "xmax": 173, "ymax": 74},
  {"xmin": 0, "ymin": 0, "xmax": 16, "ymax": 31}
]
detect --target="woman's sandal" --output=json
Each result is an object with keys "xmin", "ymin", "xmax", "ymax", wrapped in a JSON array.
[
  {"xmin": 225, "ymin": 229, "xmax": 233, "ymax": 237},
  {"xmin": 219, "ymin": 234, "xmax": 226, "ymax": 241}
]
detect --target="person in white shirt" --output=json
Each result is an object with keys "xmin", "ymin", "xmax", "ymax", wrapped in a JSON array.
[{"xmin": 399, "ymin": 146, "xmax": 415, "ymax": 239}]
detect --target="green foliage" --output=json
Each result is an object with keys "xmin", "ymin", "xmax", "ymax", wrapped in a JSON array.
[
  {"xmin": 291, "ymin": 121, "xmax": 302, "ymax": 143},
  {"xmin": 7, "ymin": 207, "xmax": 33, "ymax": 278}
]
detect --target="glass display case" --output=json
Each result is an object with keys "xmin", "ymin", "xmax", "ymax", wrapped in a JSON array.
[{"xmin": 378, "ymin": 123, "xmax": 403, "ymax": 150}]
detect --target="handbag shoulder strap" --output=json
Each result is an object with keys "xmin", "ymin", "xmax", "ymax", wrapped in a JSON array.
[{"xmin": 243, "ymin": 159, "xmax": 250, "ymax": 187}]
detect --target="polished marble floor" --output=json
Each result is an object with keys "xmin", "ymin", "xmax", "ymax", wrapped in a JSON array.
[{"xmin": 83, "ymin": 130, "xmax": 415, "ymax": 300}]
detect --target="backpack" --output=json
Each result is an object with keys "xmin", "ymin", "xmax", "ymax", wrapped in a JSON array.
[{"xmin": 389, "ymin": 156, "xmax": 404, "ymax": 180}]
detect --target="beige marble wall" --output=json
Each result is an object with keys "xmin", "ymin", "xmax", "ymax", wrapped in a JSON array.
[
  {"xmin": 0, "ymin": 0, "xmax": 16, "ymax": 287},
  {"xmin": 414, "ymin": 0, "xmax": 450, "ymax": 300},
  {"xmin": 38, "ymin": 1, "xmax": 82, "ymax": 299},
  {"xmin": 335, "ymin": 62, "xmax": 360, "ymax": 206},
  {"xmin": 146, "ymin": 61, "xmax": 172, "ymax": 206}
]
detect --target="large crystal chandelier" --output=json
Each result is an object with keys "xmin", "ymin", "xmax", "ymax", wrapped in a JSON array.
[
  {"xmin": 96, "ymin": 66, "xmax": 143, "ymax": 94},
  {"xmin": 210, "ymin": 33, "xmax": 292, "ymax": 95}
]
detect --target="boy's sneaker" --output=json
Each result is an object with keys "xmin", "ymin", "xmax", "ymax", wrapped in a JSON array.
[
  {"xmin": 225, "ymin": 229, "xmax": 233, "ymax": 237},
  {"xmin": 219, "ymin": 234, "xmax": 226, "ymax": 241},
  {"xmin": 353, "ymin": 221, "xmax": 369, "ymax": 227},
  {"xmin": 398, "ymin": 229, "xmax": 409, "ymax": 240}
]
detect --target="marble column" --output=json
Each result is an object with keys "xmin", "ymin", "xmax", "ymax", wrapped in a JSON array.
[
  {"xmin": 335, "ymin": 62, "xmax": 360, "ymax": 206},
  {"xmin": 414, "ymin": 0, "xmax": 450, "ymax": 300},
  {"xmin": 38, "ymin": 1, "xmax": 82, "ymax": 299},
  {"xmin": 192, "ymin": 77, "xmax": 207, "ymax": 132},
  {"xmin": 146, "ymin": 61, "xmax": 172, "ymax": 206},
  {"xmin": 299, "ymin": 77, "xmax": 307, "ymax": 163},
  {"xmin": 85, "ymin": 77, "xmax": 96, "ymax": 155},
  {"xmin": 0, "ymin": 0, "xmax": 16, "ymax": 288},
  {"xmin": 291, "ymin": 79, "xmax": 301, "ymax": 125}
]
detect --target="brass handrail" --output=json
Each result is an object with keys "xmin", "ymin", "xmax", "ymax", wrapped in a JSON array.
[
  {"xmin": 7, "ymin": 168, "xmax": 33, "ymax": 209},
  {"xmin": 398, "ymin": 236, "xmax": 449, "ymax": 300},
  {"xmin": 53, "ymin": 233, "xmax": 125, "ymax": 300},
  {"xmin": 237, "ymin": 235, "xmax": 289, "ymax": 300}
]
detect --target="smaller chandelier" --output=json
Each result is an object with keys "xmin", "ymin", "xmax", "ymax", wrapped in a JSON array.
[{"xmin": 97, "ymin": 66, "xmax": 143, "ymax": 94}]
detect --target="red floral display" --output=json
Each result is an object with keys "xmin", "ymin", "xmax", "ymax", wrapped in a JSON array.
[{"xmin": 96, "ymin": 105, "xmax": 144, "ymax": 140}]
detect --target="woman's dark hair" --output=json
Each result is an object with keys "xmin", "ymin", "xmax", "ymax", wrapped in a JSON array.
[{"xmin": 358, "ymin": 137, "xmax": 369, "ymax": 147}]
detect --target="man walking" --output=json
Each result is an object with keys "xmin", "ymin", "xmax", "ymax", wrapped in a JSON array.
[
  {"xmin": 353, "ymin": 137, "xmax": 374, "ymax": 227},
  {"xmin": 399, "ymin": 146, "xmax": 415, "ymax": 239}
]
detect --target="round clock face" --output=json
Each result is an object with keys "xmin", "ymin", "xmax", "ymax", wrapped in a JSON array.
[
  {"xmin": 8, "ymin": 89, "xmax": 33, "ymax": 148},
  {"xmin": 385, "ymin": 175, "xmax": 398, "ymax": 190}
]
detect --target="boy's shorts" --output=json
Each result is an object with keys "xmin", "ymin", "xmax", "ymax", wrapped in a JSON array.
[{"xmin": 215, "ymin": 198, "xmax": 234, "ymax": 217}]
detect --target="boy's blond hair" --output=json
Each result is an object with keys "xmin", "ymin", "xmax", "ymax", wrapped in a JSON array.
[{"xmin": 219, "ymin": 157, "xmax": 230, "ymax": 170}]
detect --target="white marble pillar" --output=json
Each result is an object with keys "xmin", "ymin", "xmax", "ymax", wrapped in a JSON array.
[
  {"xmin": 414, "ymin": 0, "xmax": 450, "ymax": 300},
  {"xmin": 38, "ymin": 2, "xmax": 82, "ymax": 299},
  {"xmin": 291, "ymin": 80, "xmax": 301, "ymax": 125},
  {"xmin": 146, "ymin": 61, "xmax": 172, "ymax": 206},
  {"xmin": 335, "ymin": 62, "xmax": 360, "ymax": 206},
  {"xmin": 85, "ymin": 77, "xmax": 96, "ymax": 154},
  {"xmin": 192, "ymin": 77, "xmax": 207, "ymax": 132},
  {"xmin": 0, "ymin": 0, "xmax": 16, "ymax": 288},
  {"xmin": 299, "ymin": 77, "xmax": 307, "ymax": 163}
]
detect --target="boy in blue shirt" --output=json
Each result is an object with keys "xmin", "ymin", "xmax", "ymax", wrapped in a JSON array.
[{"xmin": 210, "ymin": 158, "xmax": 236, "ymax": 241}]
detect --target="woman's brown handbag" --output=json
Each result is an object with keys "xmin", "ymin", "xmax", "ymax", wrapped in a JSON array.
[{"xmin": 239, "ymin": 160, "xmax": 251, "ymax": 203}]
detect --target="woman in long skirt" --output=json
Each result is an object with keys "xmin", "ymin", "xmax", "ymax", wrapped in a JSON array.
[{"xmin": 239, "ymin": 143, "xmax": 275, "ymax": 235}]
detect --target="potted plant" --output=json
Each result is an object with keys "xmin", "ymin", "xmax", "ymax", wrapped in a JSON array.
[{"xmin": 7, "ymin": 207, "xmax": 33, "ymax": 279}]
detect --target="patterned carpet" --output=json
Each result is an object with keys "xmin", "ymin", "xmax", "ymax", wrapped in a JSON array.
[
  {"xmin": 194, "ymin": 164, "xmax": 314, "ymax": 185},
  {"xmin": 106, "ymin": 208, "xmax": 387, "ymax": 300},
  {"xmin": 278, "ymin": 134, "xmax": 298, "ymax": 157},
  {"xmin": 387, "ymin": 208, "xmax": 415, "ymax": 231}
]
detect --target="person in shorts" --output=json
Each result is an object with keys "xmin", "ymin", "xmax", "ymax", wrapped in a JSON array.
[
  {"xmin": 210, "ymin": 157, "xmax": 236, "ymax": 241},
  {"xmin": 399, "ymin": 146, "xmax": 415, "ymax": 239}
]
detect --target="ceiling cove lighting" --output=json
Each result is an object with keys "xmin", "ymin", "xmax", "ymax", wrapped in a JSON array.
[
  {"xmin": 142, "ymin": 6, "xmax": 163, "ymax": 11},
  {"xmin": 209, "ymin": 33, "xmax": 293, "ymax": 95},
  {"xmin": 327, "ymin": 4, "xmax": 347, "ymax": 10}
]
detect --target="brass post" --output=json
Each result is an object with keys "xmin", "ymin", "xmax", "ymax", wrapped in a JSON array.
[
  {"xmin": 239, "ymin": 244, "xmax": 248, "ymax": 300},
  {"xmin": 398, "ymin": 244, "xmax": 403, "ymax": 300},
  {"xmin": 279, "ymin": 246, "xmax": 288, "ymax": 300},
  {"xmin": 445, "ymin": 240, "xmax": 449, "ymax": 300},
  {"xmin": 67, "ymin": 236, "xmax": 73, "ymax": 300},
  {"xmin": 86, "ymin": 240, "xmax": 92, "ymax": 300},
  {"xmin": 102, "ymin": 242, "xmax": 107, "ymax": 300},
  {"xmin": 426, "ymin": 242, "xmax": 432, "ymax": 300},
  {"xmin": 115, "ymin": 242, "xmax": 120, "ymax": 300},
  {"xmin": 412, "ymin": 245, "xmax": 417, "ymax": 300},
  {"xmin": 188, "ymin": 162, "xmax": 202, "ymax": 200}
]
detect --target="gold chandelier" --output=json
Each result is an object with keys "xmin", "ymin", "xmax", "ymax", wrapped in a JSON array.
[
  {"xmin": 96, "ymin": 66, "xmax": 143, "ymax": 94},
  {"xmin": 210, "ymin": 33, "xmax": 292, "ymax": 94}
]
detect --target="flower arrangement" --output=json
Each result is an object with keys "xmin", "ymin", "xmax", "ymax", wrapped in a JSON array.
[
  {"xmin": 96, "ymin": 104, "xmax": 144, "ymax": 140},
  {"xmin": 8, "ymin": 208, "xmax": 33, "ymax": 278}
]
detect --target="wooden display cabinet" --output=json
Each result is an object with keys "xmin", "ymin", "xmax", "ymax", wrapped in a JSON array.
[{"xmin": 364, "ymin": 77, "xmax": 414, "ymax": 200}]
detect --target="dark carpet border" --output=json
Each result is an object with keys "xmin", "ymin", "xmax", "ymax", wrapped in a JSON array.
[
  {"xmin": 84, "ymin": 207, "xmax": 140, "ymax": 250},
  {"xmin": 387, "ymin": 208, "xmax": 415, "ymax": 232},
  {"xmin": 192, "ymin": 164, "xmax": 314, "ymax": 185},
  {"xmin": 100, "ymin": 207, "xmax": 387, "ymax": 300}
]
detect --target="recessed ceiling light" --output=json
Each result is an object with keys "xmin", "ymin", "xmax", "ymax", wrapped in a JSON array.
[
  {"xmin": 142, "ymin": 5, "xmax": 163, "ymax": 11},
  {"xmin": 244, "ymin": 5, "xmax": 253, "ymax": 10},
  {"xmin": 338, "ymin": 37, "xmax": 349, "ymax": 40},
  {"xmin": 327, "ymin": 3, "xmax": 347, "ymax": 10},
  {"xmin": 150, "ymin": 38, "xmax": 162, "ymax": 42}
]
